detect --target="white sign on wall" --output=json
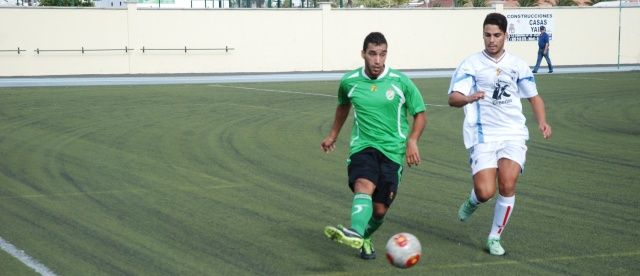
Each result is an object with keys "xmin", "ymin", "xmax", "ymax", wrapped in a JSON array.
[{"xmin": 505, "ymin": 11, "xmax": 554, "ymax": 42}]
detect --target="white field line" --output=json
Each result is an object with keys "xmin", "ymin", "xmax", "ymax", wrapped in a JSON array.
[
  {"xmin": 320, "ymin": 250, "xmax": 640, "ymax": 275},
  {"xmin": 209, "ymin": 84, "xmax": 449, "ymax": 107},
  {"xmin": 209, "ymin": 84, "xmax": 336, "ymax": 98},
  {"xmin": 0, "ymin": 236, "xmax": 57, "ymax": 276}
]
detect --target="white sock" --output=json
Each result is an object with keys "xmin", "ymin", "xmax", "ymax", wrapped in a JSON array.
[
  {"xmin": 469, "ymin": 189, "xmax": 480, "ymax": 205},
  {"xmin": 489, "ymin": 194, "xmax": 515, "ymax": 239}
]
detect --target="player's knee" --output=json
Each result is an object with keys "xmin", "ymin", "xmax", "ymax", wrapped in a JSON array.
[
  {"xmin": 373, "ymin": 210, "xmax": 387, "ymax": 219},
  {"xmin": 498, "ymin": 182, "xmax": 517, "ymax": 196},
  {"xmin": 373, "ymin": 204, "xmax": 388, "ymax": 218},
  {"xmin": 498, "ymin": 188, "xmax": 516, "ymax": 197},
  {"xmin": 475, "ymin": 190, "xmax": 495, "ymax": 203},
  {"xmin": 353, "ymin": 179, "xmax": 375, "ymax": 194}
]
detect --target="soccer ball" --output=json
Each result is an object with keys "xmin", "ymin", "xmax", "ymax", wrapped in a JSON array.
[{"xmin": 385, "ymin": 232, "xmax": 422, "ymax": 269}]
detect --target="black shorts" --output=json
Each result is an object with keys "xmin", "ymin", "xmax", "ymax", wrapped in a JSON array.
[{"xmin": 348, "ymin": 147, "xmax": 403, "ymax": 206}]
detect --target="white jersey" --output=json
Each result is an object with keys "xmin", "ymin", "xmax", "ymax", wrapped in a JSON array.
[{"xmin": 448, "ymin": 50, "xmax": 538, "ymax": 149}]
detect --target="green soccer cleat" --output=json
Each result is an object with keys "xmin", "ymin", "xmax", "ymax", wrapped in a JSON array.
[
  {"xmin": 486, "ymin": 237, "xmax": 506, "ymax": 256},
  {"xmin": 360, "ymin": 238, "xmax": 376, "ymax": 260},
  {"xmin": 324, "ymin": 224, "xmax": 364, "ymax": 249},
  {"xmin": 458, "ymin": 197, "xmax": 479, "ymax": 222}
]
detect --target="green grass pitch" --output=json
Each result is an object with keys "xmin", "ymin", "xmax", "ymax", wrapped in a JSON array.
[{"xmin": 0, "ymin": 71, "xmax": 639, "ymax": 275}]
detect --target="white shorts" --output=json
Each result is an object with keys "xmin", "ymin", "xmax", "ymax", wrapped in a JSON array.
[{"xmin": 468, "ymin": 140, "xmax": 527, "ymax": 175}]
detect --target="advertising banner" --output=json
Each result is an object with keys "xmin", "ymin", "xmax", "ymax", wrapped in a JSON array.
[{"xmin": 505, "ymin": 11, "xmax": 554, "ymax": 42}]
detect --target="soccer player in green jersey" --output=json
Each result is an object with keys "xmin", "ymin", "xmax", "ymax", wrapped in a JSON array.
[{"xmin": 321, "ymin": 32, "xmax": 427, "ymax": 260}]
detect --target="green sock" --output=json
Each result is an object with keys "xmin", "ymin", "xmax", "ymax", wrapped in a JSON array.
[
  {"xmin": 363, "ymin": 217, "xmax": 384, "ymax": 239},
  {"xmin": 350, "ymin": 193, "xmax": 372, "ymax": 236}
]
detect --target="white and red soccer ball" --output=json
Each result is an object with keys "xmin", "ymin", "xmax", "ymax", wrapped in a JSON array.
[{"xmin": 385, "ymin": 232, "xmax": 422, "ymax": 268}]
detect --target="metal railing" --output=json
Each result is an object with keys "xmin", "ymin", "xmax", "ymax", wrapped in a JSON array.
[
  {"xmin": 0, "ymin": 48, "xmax": 27, "ymax": 54},
  {"xmin": 34, "ymin": 47, "xmax": 133, "ymax": 54},
  {"xmin": 141, "ymin": 46, "xmax": 234, "ymax": 53},
  {"xmin": 0, "ymin": 46, "xmax": 235, "ymax": 54}
]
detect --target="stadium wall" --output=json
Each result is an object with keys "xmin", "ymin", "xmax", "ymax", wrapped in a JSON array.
[{"xmin": 0, "ymin": 4, "xmax": 638, "ymax": 76}]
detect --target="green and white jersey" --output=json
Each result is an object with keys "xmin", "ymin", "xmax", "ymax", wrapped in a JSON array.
[{"xmin": 338, "ymin": 66, "xmax": 426, "ymax": 165}]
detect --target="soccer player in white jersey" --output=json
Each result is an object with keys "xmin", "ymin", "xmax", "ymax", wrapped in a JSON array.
[
  {"xmin": 321, "ymin": 32, "xmax": 427, "ymax": 260},
  {"xmin": 448, "ymin": 13, "xmax": 552, "ymax": 256}
]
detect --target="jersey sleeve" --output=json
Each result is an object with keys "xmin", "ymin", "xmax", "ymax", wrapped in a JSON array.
[
  {"xmin": 517, "ymin": 61, "xmax": 539, "ymax": 98},
  {"xmin": 337, "ymin": 80, "xmax": 351, "ymax": 105},
  {"xmin": 448, "ymin": 59, "xmax": 476, "ymax": 96},
  {"xmin": 402, "ymin": 77, "xmax": 426, "ymax": 115}
]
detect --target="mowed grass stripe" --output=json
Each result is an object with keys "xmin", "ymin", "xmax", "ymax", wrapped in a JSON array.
[
  {"xmin": 318, "ymin": 250, "xmax": 640, "ymax": 275},
  {"xmin": 0, "ymin": 72, "xmax": 638, "ymax": 275},
  {"xmin": 0, "ymin": 83, "xmax": 350, "ymax": 275}
]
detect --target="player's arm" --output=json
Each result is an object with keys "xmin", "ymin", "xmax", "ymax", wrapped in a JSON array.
[
  {"xmin": 527, "ymin": 95, "xmax": 552, "ymax": 139},
  {"xmin": 321, "ymin": 103, "xmax": 351, "ymax": 152},
  {"xmin": 406, "ymin": 111, "xmax": 426, "ymax": 167},
  {"xmin": 448, "ymin": 91, "xmax": 485, "ymax": 108}
]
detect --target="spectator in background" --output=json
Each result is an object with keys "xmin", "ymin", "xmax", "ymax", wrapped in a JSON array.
[{"xmin": 533, "ymin": 26, "xmax": 553, "ymax": 73}]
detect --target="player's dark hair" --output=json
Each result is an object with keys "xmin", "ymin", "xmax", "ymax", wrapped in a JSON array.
[
  {"xmin": 363, "ymin": 32, "xmax": 387, "ymax": 51},
  {"xmin": 483, "ymin": 13, "xmax": 507, "ymax": 33}
]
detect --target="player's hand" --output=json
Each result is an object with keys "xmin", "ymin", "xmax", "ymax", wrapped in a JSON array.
[
  {"xmin": 467, "ymin": 91, "xmax": 485, "ymax": 104},
  {"xmin": 405, "ymin": 139, "xmax": 421, "ymax": 167},
  {"xmin": 539, "ymin": 122, "xmax": 552, "ymax": 139},
  {"xmin": 320, "ymin": 136, "xmax": 337, "ymax": 153}
]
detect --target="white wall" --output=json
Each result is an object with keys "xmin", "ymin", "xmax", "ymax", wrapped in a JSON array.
[
  {"xmin": 1, "ymin": 8, "xmax": 131, "ymax": 76},
  {"xmin": 0, "ymin": 5, "xmax": 638, "ymax": 76}
]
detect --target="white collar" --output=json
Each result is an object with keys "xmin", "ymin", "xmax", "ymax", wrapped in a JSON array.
[{"xmin": 482, "ymin": 50, "xmax": 507, "ymax": 64}]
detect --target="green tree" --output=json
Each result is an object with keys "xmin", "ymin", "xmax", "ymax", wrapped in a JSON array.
[
  {"xmin": 39, "ymin": 0, "xmax": 93, "ymax": 6},
  {"xmin": 554, "ymin": 0, "xmax": 577, "ymax": 5},
  {"xmin": 282, "ymin": 0, "xmax": 291, "ymax": 7},
  {"xmin": 471, "ymin": 0, "xmax": 485, "ymax": 6},
  {"xmin": 454, "ymin": 0, "xmax": 467, "ymax": 6},
  {"xmin": 517, "ymin": 0, "xmax": 537, "ymax": 6}
]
